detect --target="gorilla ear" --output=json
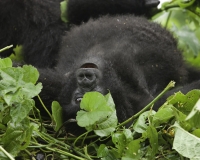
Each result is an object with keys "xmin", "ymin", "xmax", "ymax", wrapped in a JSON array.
[{"xmin": 80, "ymin": 63, "xmax": 98, "ymax": 69}]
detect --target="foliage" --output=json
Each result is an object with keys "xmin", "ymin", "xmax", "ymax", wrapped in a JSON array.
[
  {"xmin": 0, "ymin": 58, "xmax": 200, "ymax": 159},
  {"xmin": 152, "ymin": 0, "xmax": 200, "ymax": 68},
  {"xmin": 60, "ymin": 0, "xmax": 69, "ymax": 23}
]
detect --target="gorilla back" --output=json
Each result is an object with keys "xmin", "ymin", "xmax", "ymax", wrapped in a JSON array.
[{"xmin": 39, "ymin": 15, "xmax": 198, "ymax": 134}]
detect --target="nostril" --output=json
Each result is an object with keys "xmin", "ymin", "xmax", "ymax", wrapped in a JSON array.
[
  {"xmin": 85, "ymin": 73, "xmax": 95, "ymax": 81},
  {"xmin": 78, "ymin": 73, "xmax": 84, "ymax": 79}
]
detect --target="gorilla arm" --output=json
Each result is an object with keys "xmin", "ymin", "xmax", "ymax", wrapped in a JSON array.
[{"xmin": 36, "ymin": 68, "xmax": 67, "ymax": 114}]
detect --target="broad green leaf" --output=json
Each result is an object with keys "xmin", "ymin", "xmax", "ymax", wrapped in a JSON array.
[
  {"xmin": 76, "ymin": 92, "xmax": 117, "ymax": 136},
  {"xmin": 52, "ymin": 101, "xmax": 63, "ymax": 131},
  {"xmin": 97, "ymin": 144, "xmax": 109, "ymax": 157},
  {"xmin": 146, "ymin": 126, "xmax": 158, "ymax": 158},
  {"xmin": 2, "ymin": 130, "xmax": 22, "ymax": 156},
  {"xmin": 60, "ymin": 0, "xmax": 69, "ymax": 23},
  {"xmin": 173, "ymin": 122, "xmax": 200, "ymax": 159},
  {"xmin": 192, "ymin": 129, "xmax": 200, "ymax": 138},
  {"xmin": 9, "ymin": 45, "xmax": 23, "ymax": 62},
  {"xmin": 0, "ymin": 67, "xmax": 42, "ymax": 106},
  {"xmin": 167, "ymin": 90, "xmax": 200, "ymax": 114},
  {"xmin": 186, "ymin": 98, "xmax": 200, "ymax": 120},
  {"xmin": 97, "ymin": 144, "xmax": 120, "ymax": 160},
  {"xmin": 122, "ymin": 139, "xmax": 141, "ymax": 160},
  {"xmin": 152, "ymin": 105, "xmax": 174, "ymax": 126},
  {"xmin": 133, "ymin": 111, "xmax": 155, "ymax": 133},
  {"xmin": 97, "ymin": 144, "xmax": 119, "ymax": 160},
  {"xmin": 105, "ymin": 92, "xmax": 115, "ymax": 110},
  {"xmin": 112, "ymin": 132, "xmax": 127, "ymax": 155},
  {"xmin": 92, "ymin": 110, "xmax": 117, "ymax": 137},
  {"xmin": 111, "ymin": 129, "xmax": 133, "ymax": 157},
  {"xmin": 22, "ymin": 65, "xmax": 39, "ymax": 84},
  {"xmin": 0, "ymin": 58, "xmax": 12, "ymax": 68},
  {"xmin": 10, "ymin": 99, "xmax": 34, "ymax": 124},
  {"xmin": 123, "ymin": 129, "xmax": 133, "ymax": 143},
  {"xmin": 185, "ymin": 98, "xmax": 200, "ymax": 128},
  {"xmin": 2, "ymin": 119, "xmax": 31, "ymax": 156}
]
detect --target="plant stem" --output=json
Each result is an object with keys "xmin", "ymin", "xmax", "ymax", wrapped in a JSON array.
[
  {"xmin": 0, "ymin": 45, "xmax": 13, "ymax": 53},
  {"xmin": 37, "ymin": 95, "xmax": 53, "ymax": 120},
  {"xmin": 73, "ymin": 131, "xmax": 90, "ymax": 146},
  {"xmin": 118, "ymin": 81, "xmax": 175, "ymax": 128},
  {"xmin": 0, "ymin": 146, "xmax": 15, "ymax": 160},
  {"xmin": 46, "ymin": 147, "xmax": 86, "ymax": 160},
  {"xmin": 31, "ymin": 141, "xmax": 87, "ymax": 160}
]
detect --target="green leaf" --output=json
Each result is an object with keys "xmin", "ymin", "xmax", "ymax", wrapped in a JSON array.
[
  {"xmin": 0, "ymin": 58, "xmax": 12, "ymax": 68},
  {"xmin": 111, "ymin": 129, "xmax": 133, "ymax": 157},
  {"xmin": 123, "ymin": 129, "xmax": 133, "ymax": 143},
  {"xmin": 76, "ymin": 92, "xmax": 118, "ymax": 136},
  {"xmin": 52, "ymin": 101, "xmax": 63, "ymax": 131},
  {"xmin": 152, "ymin": 105, "xmax": 174, "ymax": 126},
  {"xmin": 97, "ymin": 144, "xmax": 119, "ymax": 160},
  {"xmin": 122, "ymin": 139, "xmax": 141, "ymax": 160},
  {"xmin": 146, "ymin": 125, "xmax": 158, "ymax": 158},
  {"xmin": 22, "ymin": 65, "xmax": 39, "ymax": 84},
  {"xmin": 2, "ymin": 119, "xmax": 32, "ymax": 156},
  {"xmin": 186, "ymin": 98, "xmax": 200, "ymax": 120},
  {"xmin": 173, "ymin": 122, "xmax": 200, "ymax": 159},
  {"xmin": 105, "ymin": 92, "xmax": 115, "ymax": 110},
  {"xmin": 0, "ymin": 67, "xmax": 42, "ymax": 106},
  {"xmin": 133, "ymin": 111, "xmax": 155, "ymax": 133},
  {"xmin": 192, "ymin": 129, "xmax": 200, "ymax": 138},
  {"xmin": 185, "ymin": 98, "xmax": 200, "ymax": 128},
  {"xmin": 167, "ymin": 90, "xmax": 200, "ymax": 115},
  {"xmin": 60, "ymin": 0, "xmax": 69, "ymax": 23},
  {"xmin": 9, "ymin": 45, "xmax": 23, "ymax": 62},
  {"xmin": 152, "ymin": 7, "xmax": 200, "ymax": 68},
  {"xmin": 112, "ymin": 132, "xmax": 127, "ymax": 155},
  {"xmin": 92, "ymin": 110, "xmax": 117, "ymax": 137},
  {"xmin": 97, "ymin": 144, "xmax": 109, "ymax": 157},
  {"xmin": 10, "ymin": 99, "xmax": 34, "ymax": 124}
]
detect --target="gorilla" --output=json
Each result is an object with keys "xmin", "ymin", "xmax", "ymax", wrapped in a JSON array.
[
  {"xmin": 0, "ymin": 0, "xmax": 158, "ymax": 68},
  {"xmin": 38, "ymin": 15, "xmax": 200, "ymax": 135}
]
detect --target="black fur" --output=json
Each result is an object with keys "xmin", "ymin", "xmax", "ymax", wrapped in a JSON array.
[
  {"xmin": 0, "ymin": 0, "xmax": 65, "ymax": 68},
  {"xmin": 67, "ymin": 0, "xmax": 157, "ymax": 25},
  {"xmin": 0, "ymin": 0, "xmax": 157, "ymax": 67},
  {"xmin": 38, "ymin": 15, "xmax": 200, "ymax": 135}
]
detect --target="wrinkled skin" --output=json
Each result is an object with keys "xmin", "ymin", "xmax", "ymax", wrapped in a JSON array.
[{"xmin": 38, "ymin": 15, "xmax": 200, "ymax": 135}]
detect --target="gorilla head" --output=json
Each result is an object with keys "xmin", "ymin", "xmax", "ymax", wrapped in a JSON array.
[{"xmin": 39, "ymin": 15, "xmax": 199, "ymax": 135}]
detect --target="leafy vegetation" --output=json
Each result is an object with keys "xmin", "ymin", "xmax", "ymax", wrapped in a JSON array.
[
  {"xmin": 152, "ymin": 0, "xmax": 200, "ymax": 68},
  {"xmin": 0, "ymin": 57, "xmax": 199, "ymax": 159}
]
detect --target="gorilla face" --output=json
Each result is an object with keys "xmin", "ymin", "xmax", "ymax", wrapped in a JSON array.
[
  {"xmin": 69, "ymin": 63, "xmax": 108, "ymax": 112},
  {"xmin": 76, "ymin": 63, "xmax": 103, "ymax": 92}
]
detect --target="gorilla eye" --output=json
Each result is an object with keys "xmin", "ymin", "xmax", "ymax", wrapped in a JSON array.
[{"xmin": 75, "ymin": 97, "xmax": 82, "ymax": 103}]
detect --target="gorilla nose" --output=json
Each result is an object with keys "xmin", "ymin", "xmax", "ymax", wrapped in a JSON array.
[
  {"xmin": 77, "ymin": 69, "xmax": 96, "ymax": 82},
  {"xmin": 76, "ymin": 68, "xmax": 98, "ymax": 90}
]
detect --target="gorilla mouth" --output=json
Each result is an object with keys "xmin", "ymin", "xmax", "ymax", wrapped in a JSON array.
[{"xmin": 75, "ymin": 97, "xmax": 82, "ymax": 103}]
